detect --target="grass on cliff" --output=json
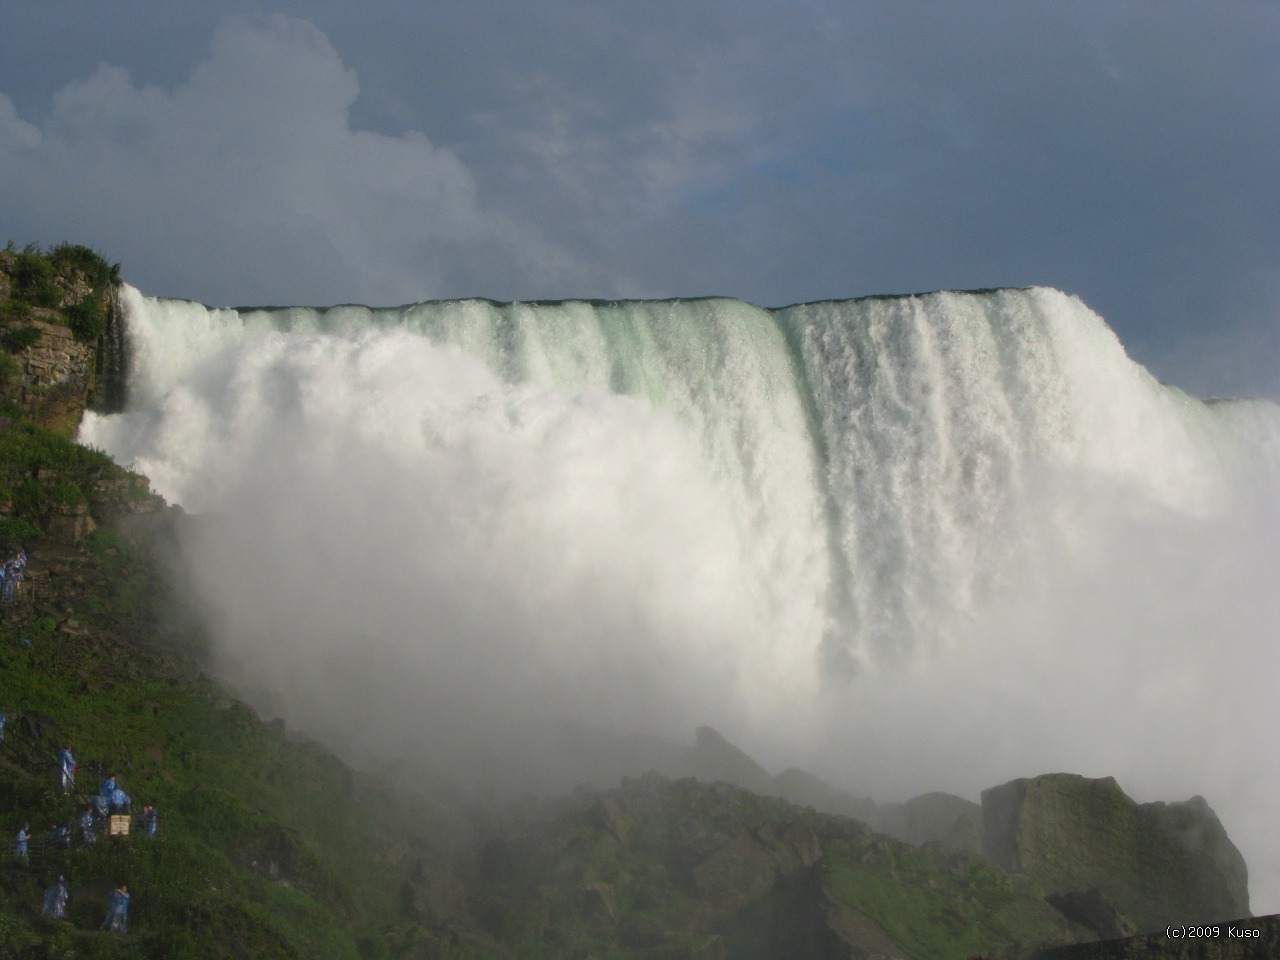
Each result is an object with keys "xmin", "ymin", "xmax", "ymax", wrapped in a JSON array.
[
  {"xmin": 822, "ymin": 838, "xmax": 1076, "ymax": 960},
  {"xmin": 0, "ymin": 419, "xmax": 139, "ymax": 544},
  {"xmin": 0, "ymin": 395, "xmax": 488, "ymax": 958},
  {"xmin": 0, "ymin": 622, "xmax": 389, "ymax": 958},
  {"xmin": 0, "ymin": 522, "xmax": 440, "ymax": 959}
]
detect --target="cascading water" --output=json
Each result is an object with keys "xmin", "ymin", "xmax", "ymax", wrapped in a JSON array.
[{"xmin": 80, "ymin": 284, "xmax": 1280, "ymax": 910}]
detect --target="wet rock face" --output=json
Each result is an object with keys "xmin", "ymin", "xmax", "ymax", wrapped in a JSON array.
[
  {"xmin": 1, "ymin": 319, "xmax": 97, "ymax": 433},
  {"xmin": 0, "ymin": 249, "xmax": 125, "ymax": 430},
  {"xmin": 17, "ymin": 320, "xmax": 93, "ymax": 390},
  {"xmin": 981, "ymin": 773, "xmax": 1249, "ymax": 932},
  {"xmin": 46, "ymin": 501, "xmax": 97, "ymax": 543}
]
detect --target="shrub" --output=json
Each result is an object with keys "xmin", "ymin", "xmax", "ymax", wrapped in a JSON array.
[
  {"xmin": 4, "ymin": 325, "xmax": 43, "ymax": 351},
  {"xmin": 0, "ymin": 299, "xmax": 31, "ymax": 321},
  {"xmin": 10, "ymin": 251, "xmax": 60, "ymax": 308},
  {"xmin": 0, "ymin": 351, "xmax": 18, "ymax": 386},
  {"xmin": 0, "ymin": 517, "xmax": 41, "ymax": 542},
  {"xmin": 65, "ymin": 297, "xmax": 107, "ymax": 342},
  {"xmin": 49, "ymin": 242, "xmax": 119, "ymax": 287},
  {"xmin": 3, "ymin": 243, "xmax": 120, "ymax": 342}
]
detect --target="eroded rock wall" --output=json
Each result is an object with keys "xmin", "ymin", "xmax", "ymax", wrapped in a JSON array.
[{"xmin": 982, "ymin": 773, "xmax": 1249, "ymax": 933}]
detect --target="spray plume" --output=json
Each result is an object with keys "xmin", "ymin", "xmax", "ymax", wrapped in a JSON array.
[{"xmin": 80, "ymin": 285, "xmax": 1280, "ymax": 909}]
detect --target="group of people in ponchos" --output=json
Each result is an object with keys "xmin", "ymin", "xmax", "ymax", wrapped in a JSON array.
[
  {"xmin": 13, "ymin": 751, "xmax": 155, "ymax": 933},
  {"xmin": 85, "ymin": 772, "xmax": 159, "ymax": 840},
  {"xmin": 26, "ymin": 769, "xmax": 157, "ymax": 851},
  {"xmin": 38, "ymin": 875, "xmax": 130, "ymax": 932},
  {"xmin": 0, "ymin": 548, "xmax": 26, "ymax": 603},
  {"xmin": 48, "ymin": 751, "xmax": 159, "ymax": 844}
]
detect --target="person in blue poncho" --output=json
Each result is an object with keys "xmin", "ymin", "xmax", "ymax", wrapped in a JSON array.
[
  {"xmin": 49, "ymin": 820, "xmax": 72, "ymax": 851},
  {"xmin": 58, "ymin": 745, "xmax": 75, "ymax": 792},
  {"xmin": 90, "ymin": 793, "xmax": 109, "ymax": 821},
  {"xmin": 41, "ymin": 877, "xmax": 69, "ymax": 919},
  {"xmin": 140, "ymin": 805, "xmax": 158, "ymax": 837},
  {"xmin": 79, "ymin": 804, "xmax": 96, "ymax": 845},
  {"xmin": 100, "ymin": 774, "xmax": 117, "ymax": 798},
  {"xmin": 8, "ymin": 551, "xmax": 23, "ymax": 599},
  {"xmin": 111, "ymin": 787, "xmax": 131, "ymax": 813},
  {"xmin": 102, "ymin": 884, "xmax": 129, "ymax": 933},
  {"xmin": 15, "ymin": 822, "xmax": 29, "ymax": 861},
  {"xmin": 1, "ymin": 709, "xmax": 6, "ymax": 742}
]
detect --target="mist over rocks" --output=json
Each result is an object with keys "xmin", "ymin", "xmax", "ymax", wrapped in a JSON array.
[
  {"xmin": 682, "ymin": 725, "xmax": 778, "ymax": 796},
  {"xmin": 448, "ymin": 770, "xmax": 1094, "ymax": 959},
  {"xmin": 589, "ymin": 720, "xmax": 1252, "ymax": 944},
  {"xmin": 434, "ymin": 762, "xmax": 1257, "ymax": 958}
]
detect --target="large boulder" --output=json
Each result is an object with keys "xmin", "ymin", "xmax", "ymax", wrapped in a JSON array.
[{"xmin": 981, "ymin": 773, "xmax": 1249, "ymax": 932}]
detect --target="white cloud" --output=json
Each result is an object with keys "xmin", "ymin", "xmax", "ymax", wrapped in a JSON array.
[{"xmin": 0, "ymin": 14, "xmax": 553, "ymax": 305}]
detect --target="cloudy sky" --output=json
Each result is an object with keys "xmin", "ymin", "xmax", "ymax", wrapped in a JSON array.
[{"xmin": 1, "ymin": 1, "xmax": 1277, "ymax": 398}]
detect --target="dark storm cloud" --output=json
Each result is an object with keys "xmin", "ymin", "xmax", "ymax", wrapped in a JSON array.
[{"xmin": 0, "ymin": 1, "xmax": 1276, "ymax": 396}]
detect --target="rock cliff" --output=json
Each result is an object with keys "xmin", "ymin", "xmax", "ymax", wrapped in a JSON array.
[
  {"xmin": 981, "ymin": 773, "xmax": 1249, "ymax": 934},
  {"xmin": 0, "ymin": 244, "xmax": 125, "ymax": 432}
]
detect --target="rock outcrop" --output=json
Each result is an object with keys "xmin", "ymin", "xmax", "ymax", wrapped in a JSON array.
[
  {"xmin": 0, "ymin": 245, "xmax": 121, "ymax": 434},
  {"xmin": 3, "ymin": 318, "xmax": 98, "ymax": 432},
  {"xmin": 982, "ymin": 773, "xmax": 1249, "ymax": 933}
]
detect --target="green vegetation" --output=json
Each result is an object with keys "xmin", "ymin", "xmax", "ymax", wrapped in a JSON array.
[
  {"xmin": 0, "ymin": 352, "xmax": 19, "ymax": 390},
  {"xmin": 1, "ymin": 241, "xmax": 119, "ymax": 343},
  {"xmin": 7, "ymin": 243, "xmax": 61, "ymax": 309},
  {"xmin": 0, "ymin": 405, "xmax": 429, "ymax": 956},
  {"xmin": 5, "ymin": 325, "xmax": 44, "ymax": 352},
  {"xmin": 824, "ymin": 842, "xmax": 1028, "ymax": 960},
  {"xmin": 0, "ymin": 542, "xmax": 429, "ymax": 958},
  {"xmin": 0, "ymin": 420, "xmax": 118, "ymax": 541}
]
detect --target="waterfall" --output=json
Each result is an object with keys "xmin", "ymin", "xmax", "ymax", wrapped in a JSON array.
[{"xmin": 80, "ymin": 283, "xmax": 1280, "ymax": 909}]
